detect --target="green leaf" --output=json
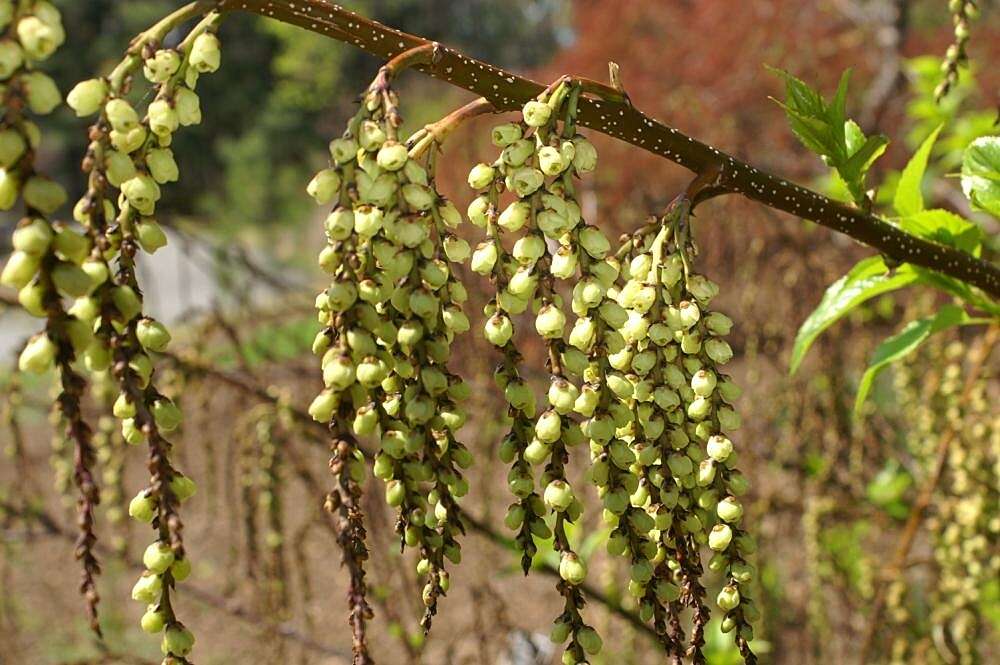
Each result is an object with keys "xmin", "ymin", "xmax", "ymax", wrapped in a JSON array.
[
  {"xmin": 961, "ymin": 135, "xmax": 1000, "ymax": 217},
  {"xmin": 790, "ymin": 256, "xmax": 918, "ymax": 375},
  {"xmin": 894, "ymin": 124, "xmax": 943, "ymax": 217},
  {"xmin": 854, "ymin": 305, "xmax": 968, "ymax": 413},
  {"xmin": 899, "ymin": 208, "xmax": 983, "ymax": 255},
  {"xmin": 841, "ymin": 131, "xmax": 889, "ymax": 201}
]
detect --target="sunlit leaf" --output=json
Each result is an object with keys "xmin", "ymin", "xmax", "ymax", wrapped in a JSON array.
[
  {"xmin": 894, "ymin": 124, "xmax": 943, "ymax": 216},
  {"xmin": 790, "ymin": 257, "xmax": 917, "ymax": 374},
  {"xmin": 854, "ymin": 305, "xmax": 968, "ymax": 413},
  {"xmin": 961, "ymin": 135, "xmax": 1000, "ymax": 217}
]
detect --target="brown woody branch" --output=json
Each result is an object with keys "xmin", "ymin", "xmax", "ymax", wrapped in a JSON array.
[{"xmin": 218, "ymin": 0, "xmax": 1000, "ymax": 299}]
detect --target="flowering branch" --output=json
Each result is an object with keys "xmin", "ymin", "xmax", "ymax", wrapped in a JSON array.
[{"xmin": 222, "ymin": 0, "xmax": 1000, "ymax": 300}]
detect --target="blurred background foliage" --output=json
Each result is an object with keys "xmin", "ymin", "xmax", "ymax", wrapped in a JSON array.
[{"xmin": 1, "ymin": 1, "xmax": 998, "ymax": 664}]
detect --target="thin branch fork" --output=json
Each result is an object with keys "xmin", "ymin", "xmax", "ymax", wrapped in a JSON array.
[{"xmin": 219, "ymin": 0, "xmax": 1000, "ymax": 299}]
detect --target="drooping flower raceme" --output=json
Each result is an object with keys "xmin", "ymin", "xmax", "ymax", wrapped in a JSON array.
[{"xmin": 307, "ymin": 73, "xmax": 472, "ymax": 635}]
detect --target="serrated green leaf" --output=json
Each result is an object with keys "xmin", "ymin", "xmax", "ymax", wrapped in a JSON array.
[
  {"xmin": 790, "ymin": 256, "xmax": 918, "ymax": 375},
  {"xmin": 961, "ymin": 135, "xmax": 1000, "ymax": 217},
  {"xmin": 894, "ymin": 125, "xmax": 943, "ymax": 217},
  {"xmin": 828, "ymin": 70, "xmax": 852, "ymax": 152},
  {"xmin": 899, "ymin": 208, "xmax": 982, "ymax": 255},
  {"xmin": 854, "ymin": 305, "xmax": 968, "ymax": 413},
  {"xmin": 841, "ymin": 132, "xmax": 889, "ymax": 201}
]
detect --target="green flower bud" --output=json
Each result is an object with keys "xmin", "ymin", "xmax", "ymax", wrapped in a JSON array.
[
  {"xmin": 131, "ymin": 572, "xmax": 162, "ymax": 603},
  {"xmin": 0, "ymin": 39, "xmax": 24, "ymax": 79},
  {"xmin": 535, "ymin": 408, "xmax": 562, "ymax": 444},
  {"xmin": 470, "ymin": 241, "xmax": 498, "ymax": 275},
  {"xmin": 152, "ymin": 399, "xmax": 182, "ymax": 432},
  {"xmin": 143, "ymin": 49, "xmax": 181, "ymax": 83},
  {"xmin": 705, "ymin": 311, "xmax": 733, "ymax": 336},
  {"xmin": 706, "ymin": 435, "xmax": 733, "ymax": 462},
  {"xmin": 162, "ymin": 625, "xmax": 195, "ymax": 657},
  {"xmin": 717, "ymin": 496, "xmax": 743, "ymax": 522},
  {"xmin": 497, "ymin": 200, "xmax": 530, "ymax": 232},
  {"xmin": 189, "ymin": 32, "xmax": 221, "ymax": 73},
  {"xmin": 121, "ymin": 174, "xmax": 161, "ymax": 215},
  {"xmin": 328, "ymin": 136, "xmax": 357, "ymax": 164},
  {"xmin": 20, "ymin": 175, "xmax": 64, "ymax": 214},
  {"xmin": 385, "ymin": 479, "xmax": 406, "ymax": 507},
  {"xmin": 147, "ymin": 99, "xmax": 181, "ymax": 137},
  {"xmin": 687, "ymin": 274, "xmax": 719, "ymax": 302},
  {"xmin": 558, "ymin": 551, "xmax": 587, "ymax": 585},
  {"xmin": 140, "ymin": 606, "xmax": 166, "ymax": 634},
  {"xmin": 17, "ymin": 281, "xmax": 45, "ymax": 317},
  {"xmin": 508, "ymin": 167, "xmax": 544, "ymax": 197},
  {"xmin": 109, "ymin": 126, "xmax": 147, "ymax": 154},
  {"xmin": 547, "ymin": 378, "xmax": 579, "ymax": 415},
  {"xmin": 521, "ymin": 100, "xmax": 552, "ymax": 127},
  {"xmin": 0, "ymin": 128, "xmax": 26, "ymax": 169},
  {"xmin": 697, "ymin": 459, "xmax": 717, "ymax": 486},
  {"xmin": 17, "ymin": 16, "xmax": 64, "ymax": 60},
  {"xmin": 323, "ymin": 355, "xmax": 356, "ymax": 390},
  {"xmin": 174, "ymin": 87, "xmax": 202, "ymax": 126},
  {"xmin": 402, "ymin": 183, "xmax": 435, "ymax": 211},
  {"xmin": 537, "ymin": 145, "xmax": 566, "ymax": 176},
  {"xmin": 129, "ymin": 354, "xmax": 153, "ymax": 389},
  {"xmin": 170, "ymin": 474, "xmax": 197, "ymax": 502},
  {"xmin": 544, "ymin": 479, "xmax": 574, "ymax": 511},
  {"xmin": 546, "ymin": 246, "xmax": 576, "ymax": 280},
  {"xmin": 111, "ymin": 285, "xmax": 142, "ymax": 321},
  {"xmin": 549, "ymin": 619, "xmax": 571, "ymax": 644},
  {"xmin": 708, "ymin": 524, "xmax": 733, "ymax": 551},
  {"xmin": 129, "ymin": 491, "xmax": 156, "ymax": 522},
  {"xmin": 467, "ymin": 162, "xmax": 495, "ymax": 190},
  {"xmin": 705, "ymin": 338, "xmax": 733, "ymax": 364},
  {"xmin": 691, "ymin": 369, "xmax": 717, "ymax": 397},
  {"xmin": 568, "ymin": 317, "xmax": 596, "ymax": 351},
  {"xmin": 502, "ymin": 138, "xmax": 535, "ymax": 167},
  {"xmin": 578, "ymin": 626, "xmax": 603, "ymax": 655},
  {"xmin": 18, "ymin": 332, "xmax": 55, "ymax": 373},
  {"xmin": 466, "ymin": 195, "xmax": 490, "ymax": 227},
  {"xmin": 717, "ymin": 584, "xmax": 741, "ymax": 611},
  {"xmin": 578, "ymin": 226, "xmax": 610, "ymax": 259},
  {"xmin": 571, "ymin": 136, "xmax": 598, "ymax": 173},
  {"xmin": 307, "ymin": 168, "xmax": 341, "ymax": 206},
  {"xmin": 143, "ymin": 541, "xmax": 175, "ymax": 574},
  {"xmin": 146, "ymin": 148, "xmax": 179, "ymax": 184},
  {"xmin": 2, "ymin": 250, "xmax": 41, "ymax": 288},
  {"xmin": 11, "ymin": 218, "xmax": 52, "ymax": 255},
  {"xmin": 133, "ymin": 218, "xmax": 167, "ymax": 255},
  {"xmin": 106, "ymin": 98, "xmax": 139, "ymax": 132},
  {"xmin": 136, "ymin": 317, "xmax": 174, "ymax": 353},
  {"xmin": 586, "ymin": 414, "xmax": 616, "ymax": 444},
  {"xmin": 357, "ymin": 119, "xmax": 386, "ymax": 151},
  {"xmin": 0, "ymin": 167, "xmax": 18, "ymax": 209},
  {"xmin": 375, "ymin": 139, "xmax": 408, "ymax": 171},
  {"xmin": 523, "ymin": 438, "xmax": 550, "ymax": 465},
  {"xmin": 491, "ymin": 123, "xmax": 523, "ymax": 146},
  {"xmin": 533, "ymin": 303, "xmax": 565, "ymax": 339}
]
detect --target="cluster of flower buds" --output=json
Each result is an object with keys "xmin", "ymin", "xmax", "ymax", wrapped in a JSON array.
[
  {"xmin": 924, "ymin": 342, "xmax": 996, "ymax": 663},
  {"xmin": 937, "ymin": 1, "xmax": 980, "ymax": 100},
  {"xmin": 307, "ymin": 71, "xmax": 472, "ymax": 632},
  {"xmin": 628, "ymin": 209, "xmax": 757, "ymax": 656},
  {"xmin": 61, "ymin": 11, "xmax": 223, "ymax": 660},
  {"xmin": 465, "ymin": 82, "xmax": 607, "ymax": 664},
  {"xmin": 0, "ymin": 0, "xmax": 116, "ymax": 636},
  {"xmin": 0, "ymin": 0, "xmax": 65, "ymax": 211}
]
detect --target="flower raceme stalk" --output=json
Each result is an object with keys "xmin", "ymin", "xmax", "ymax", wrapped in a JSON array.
[
  {"xmin": 306, "ymin": 64, "xmax": 473, "ymax": 647},
  {"xmin": 0, "ymin": 0, "xmax": 107, "ymax": 635},
  {"xmin": 467, "ymin": 83, "xmax": 612, "ymax": 665},
  {"xmin": 59, "ymin": 8, "xmax": 223, "ymax": 661}
]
